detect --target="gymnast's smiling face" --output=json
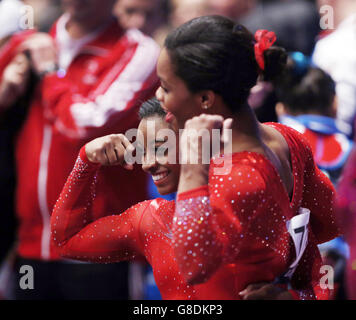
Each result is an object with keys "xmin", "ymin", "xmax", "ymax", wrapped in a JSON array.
[{"xmin": 138, "ymin": 114, "xmax": 180, "ymax": 195}]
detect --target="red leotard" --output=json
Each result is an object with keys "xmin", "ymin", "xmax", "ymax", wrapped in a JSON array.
[
  {"xmin": 51, "ymin": 123, "xmax": 340, "ymax": 300},
  {"xmin": 51, "ymin": 148, "xmax": 250, "ymax": 299},
  {"xmin": 173, "ymin": 123, "xmax": 340, "ymax": 300}
]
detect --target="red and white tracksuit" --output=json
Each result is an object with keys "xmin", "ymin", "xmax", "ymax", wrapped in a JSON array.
[{"xmin": 14, "ymin": 15, "xmax": 160, "ymax": 260}]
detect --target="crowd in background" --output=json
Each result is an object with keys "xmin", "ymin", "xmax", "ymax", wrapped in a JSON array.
[{"xmin": 0, "ymin": 0, "xmax": 355, "ymax": 300}]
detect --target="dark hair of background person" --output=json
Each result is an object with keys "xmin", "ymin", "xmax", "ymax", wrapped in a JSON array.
[
  {"xmin": 275, "ymin": 59, "xmax": 336, "ymax": 115},
  {"xmin": 164, "ymin": 15, "xmax": 287, "ymax": 113},
  {"xmin": 139, "ymin": 97, "xmax": 167, "ymax": 119}
]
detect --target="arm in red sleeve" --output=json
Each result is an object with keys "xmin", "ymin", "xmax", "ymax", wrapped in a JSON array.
[
  {"xmin": 173, "ymin": 164, "xmax": 266, "ymax": 285},
  {"xmin": 51, "ymin": 146, "xmax": 148, "ymax": 263},
  {"xmin": 172, "ymin": 185, "xmax": 224, "ymax": 285}
]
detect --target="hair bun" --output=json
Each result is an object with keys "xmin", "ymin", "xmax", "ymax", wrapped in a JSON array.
[{"xmin": 262, "ymin": 46, "xmax": 287, "ymax": 83}]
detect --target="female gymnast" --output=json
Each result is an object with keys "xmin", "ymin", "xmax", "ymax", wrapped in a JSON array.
[
  {"xmin": 51, "ymin": 15, "xmax": 340, "ymax": 300},
  {"xmin": 155, "ymin": 15, "xmax": 340, "ymax": 300}
]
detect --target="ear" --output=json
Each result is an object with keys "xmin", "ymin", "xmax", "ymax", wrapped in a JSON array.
[
  {"xmin": 275, "ymin": 102, "xmax": 287, "ymax": 117},
  {"xmin": 199, "ymin": 90, "xmax": 216, "ymax": 110}
]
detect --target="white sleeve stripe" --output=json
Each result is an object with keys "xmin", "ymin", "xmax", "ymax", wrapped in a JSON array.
[
  {"xmin": 90, "ymin": 42, "xmax": 136, "ymax": 98},
  {"xmin": 69, "ymin": 32, "xmax": 160, "ymax": 130}
]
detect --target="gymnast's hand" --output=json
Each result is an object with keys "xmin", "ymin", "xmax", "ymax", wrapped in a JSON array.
[
  {"xmin": 178, "ymin": 114, "xmax": 233, "ymax": 192},
  {"xmin": 85, "ymin": 134, "xmax": 135, "ymax": 170},
  {"xmin": 180, "ymin": 114, "xmax": 233, "ymax": 163}
]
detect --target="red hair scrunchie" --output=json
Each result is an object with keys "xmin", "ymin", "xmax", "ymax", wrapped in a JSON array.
[{"xmin": 254, "ymin": 29, "xmax": 277, "ymax": 71}]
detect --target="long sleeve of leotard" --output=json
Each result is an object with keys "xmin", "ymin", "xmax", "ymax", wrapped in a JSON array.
[
  {"xmin": 50, "ymin": 146, "xmax": 149, "ymax": 263},
  {"xmin": 172, "ymin": 178, "xmax": 325, "ymax": 300},
  {"xmin": 172, "ymin": 185, "xmax": 224, "ymax": 285},
  {"xmin": 172, "ymin": 137, "xmax": 338, "ymax": 299},
  {"xmin": 172, "ymin": 161, "xmax": 270, "ymax": 286}
]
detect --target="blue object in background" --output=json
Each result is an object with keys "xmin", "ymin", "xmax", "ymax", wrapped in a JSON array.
[{"xmin": 147, "ymin": 175, "xmax": 176, "ymax": 201}]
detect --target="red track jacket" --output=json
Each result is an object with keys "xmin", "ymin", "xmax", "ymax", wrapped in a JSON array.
[{"xmin": 14, "ymin": 16, "xmax": 160, "ymax": 260}]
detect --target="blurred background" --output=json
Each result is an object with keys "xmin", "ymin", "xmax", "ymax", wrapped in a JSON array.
[{"xmin": 0, "ymin": 0, "xmax": 355, "ymax": 300}]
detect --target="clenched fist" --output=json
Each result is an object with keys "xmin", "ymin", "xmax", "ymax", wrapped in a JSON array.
[
  {"xmin": 180, "ymin": 113, "xmax": 233, "ymax": 165},
  {"xmin": 85, "ymin": 134, "xmax": 135, "ymax": 170}
]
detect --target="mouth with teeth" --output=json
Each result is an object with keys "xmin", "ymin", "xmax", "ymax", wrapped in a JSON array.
[{"xmin": 152, "ymin": 170, "xmax": 170, "ymax": 185}]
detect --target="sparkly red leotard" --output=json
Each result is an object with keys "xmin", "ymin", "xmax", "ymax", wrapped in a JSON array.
[
  {"xmin": 172, "ymin": 123, "xmax": 340, "ymax": 300},
  {"xmin": 51, "ymin": 148, "xmax": 248, "ymax": 299},
  {"xmin": 51, "ymin": 123, "xmax": 340, "ymax": 300}
]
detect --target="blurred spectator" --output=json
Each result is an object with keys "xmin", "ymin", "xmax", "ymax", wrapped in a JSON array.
[
  {"xmin": 335, "ymin": 142, "xmax": 356, "ymax": 300},
  {"xmin": 240, "ymin": 0, "xmax": 320, "ymax": 56},
  {"xmin": 2, "ymin": 0, "xmax": 159, "ymax": 300},
  {"xmin": 313, "ymin": 0, "xmax": 356, "ymax": 138},
  {"xmin": 170, "ymin": 0, "xmax": 209, "ymax": 28},
  {"xmin": 275, "ymin": 52, "xmax": 353, "ymax": 185},
  {"xmin": 0, "ymin": 0, "xmax": 38, "ymax": 299},
  {"xmin": 114, "ymin": 0, "xmax": 168, "ymax": 36},
  {"xmin": 153, "ymin": 0, "xmax": 210, "ymax": 46},
  {"xmin": 208, "ymin": 0, "xmax": 255, "ymax": 21}
]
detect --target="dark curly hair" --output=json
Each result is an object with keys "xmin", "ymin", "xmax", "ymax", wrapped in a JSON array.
[
  {"xmin": 164, "ymin": 15, "xmax": 287, "ymax": 113},
  {"xmin": 275, "ymin": 55, "xmax": 336, "ymax": 114},
  {"xmin": 138, "ymin": 98, "xmax": 166, "ymax": 120}
]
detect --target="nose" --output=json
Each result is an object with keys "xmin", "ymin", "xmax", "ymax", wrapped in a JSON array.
[
  {"xmin": 156, "ymin": 86, "xmax": 163, "ymax": 102},
  {"xmin": 142, "ymin": 153, "xmax": 157, "ymax": 174}
]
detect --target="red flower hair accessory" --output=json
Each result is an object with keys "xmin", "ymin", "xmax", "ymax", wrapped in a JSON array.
[{"xmin": 254, "ymin": 30, "xmax": 277, "ymax": 71}]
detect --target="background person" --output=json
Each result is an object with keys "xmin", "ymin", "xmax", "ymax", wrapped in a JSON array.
[
  {"xmin": 313, "ymin": 0, "xmax": 356, "ymax": 138},
  {"xmin": 114, "ymin": 0, "xmax": 168, "ymax": 37},
  {"xmin": 0, "ymin": 0, "xmax": 39, "ymax": 299},
  {"xmin": 240, "ymin": 0, "xmax": 320, "ymax": 56},
  {"xmin": 6, "ymin": 0, "xmax": 159, "ymax": 300},
  {"xmin": 275, "ymin": 52, "xmax": 353, "ymax": 185}
]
